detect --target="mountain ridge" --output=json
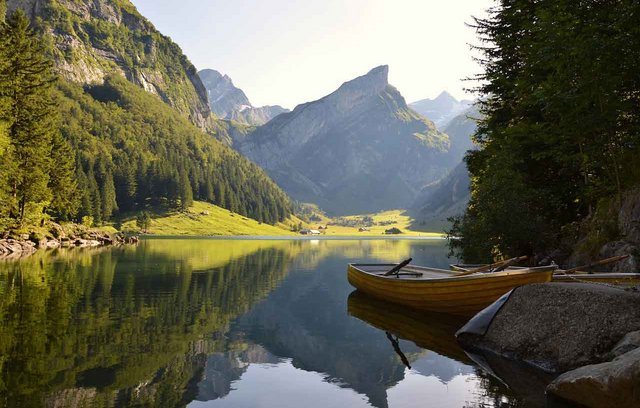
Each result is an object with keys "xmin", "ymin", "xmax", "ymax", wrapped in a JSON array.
[{"xmin": 199, "ymin": 68, "xmax": 289, "ymax": 126}]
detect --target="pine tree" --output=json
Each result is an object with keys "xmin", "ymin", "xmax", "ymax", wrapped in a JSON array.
[
  {"xmin": 178, "ymin": 168, "xmax": 193, "ymax": 211},
  {"xmin": 2, "ymin": 10, "xmax": 56, "ymax": 223},
  {"xmin": 47, "ymin": 131, "xmax": 78, "ymax": 219},
  {"xmin": 101, "ymin": 169, "xmax": 118, "ymax": 220}
]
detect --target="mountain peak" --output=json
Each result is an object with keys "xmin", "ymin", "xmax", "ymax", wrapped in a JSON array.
[
  {"xmin": 435, "ymin": 91, "xmax": 457, "ymax": 103},
  {"xmin": 366, "ymin": 65, "xmax": 389, "ymax": 81},
  {"xmin": 335, "ymin": 65, "xmax": 390, "ymax": 98}
]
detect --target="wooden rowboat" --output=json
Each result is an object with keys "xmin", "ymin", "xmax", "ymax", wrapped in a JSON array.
[
  {"xmin": 450, "ymin": 264, "xmax": 640, "ymax": 286},
  {"xmin": 347, "ymin": 263, "xmax": 555, "ymax": 316},
  {"xmin": 552, "ymin": 272, "xmax": 640, "ymax": 285}
]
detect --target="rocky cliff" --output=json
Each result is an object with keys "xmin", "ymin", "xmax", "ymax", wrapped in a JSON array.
[
  {"xmin": 7, "ymin": 0, "xmax": 211, "ymax": 127},
  {"xmin": 199, "ymin": 68, "xmax": 288, "ymax": 126},
  {"xmin": 238, "ymin": 65, "xmax": 453, "ymax": 215}
]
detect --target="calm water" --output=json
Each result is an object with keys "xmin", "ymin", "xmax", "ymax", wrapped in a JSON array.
[{"xmin": 0, "ymin": 238, "xmax": 543, "ymax": 408}]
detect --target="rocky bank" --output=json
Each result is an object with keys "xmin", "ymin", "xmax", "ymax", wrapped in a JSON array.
[
  {"xmin": 0, "ymin": 229, "xmax": 138, "ymax": 259},
  {"xmin": 456, "ymin": 283, "xmax": 640, "ymax": 407}
]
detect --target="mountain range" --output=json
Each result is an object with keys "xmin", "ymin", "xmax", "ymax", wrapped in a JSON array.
[
  {"xmin": 410, "ymin": 91, "xmax": 473, "ymax": 129},
  {"xmin": 6, "ymin": 0, "xmax": 477, "ymax": 224},
  {"xmin": 198, "ymin": 69, "xmax": 289, "ymax": 126},
  {"xmin": 236, "ymin": 65, "xmax": 460, "ymax": 215}
]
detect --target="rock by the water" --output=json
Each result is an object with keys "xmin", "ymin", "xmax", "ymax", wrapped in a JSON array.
[
  {"xmin": 456, "ymin": 283, "xmax": 640, "ymax": 372},
  {"xmin": 547, "ymin": 347, "xmax": 640, "ymax": 408}
]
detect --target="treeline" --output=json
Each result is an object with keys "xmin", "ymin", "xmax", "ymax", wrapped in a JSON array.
[
  {"xmin": 450, "ymin": 1, "xmax": 640, "ymax": 260},
  {"xmin": 0, "ymin": 9, "xmax": 291, "ymax": 231}
]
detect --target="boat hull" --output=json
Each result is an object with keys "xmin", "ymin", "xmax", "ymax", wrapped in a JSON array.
[
  {"xmin": 347, "ymin": 264, "xmax": 554, "ymax": 316},
  {"xmin": 553, "ymin": 273, "xmax": 640, "ymax": 285}
]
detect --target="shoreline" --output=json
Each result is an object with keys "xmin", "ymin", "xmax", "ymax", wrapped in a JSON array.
[{"xmin": 136, "ymin": 234, "xmax": 446, "ymax": 241}]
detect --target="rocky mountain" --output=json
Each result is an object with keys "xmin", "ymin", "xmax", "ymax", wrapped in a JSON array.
[
  {"xmin": 7, "ymin": 0, "xmax": 211, "ymax": 127},
  {"xmin": 410, "ymin": 91, "xmax": 473, "ymax": 129},
  {"xmin": 237, "ymin": 65, "xmax": 454, "ymax": 215},
  {"xmin": 411, "ymin": 108, "xmax": 479, "ymax": 229},
  {"xmin": 199, "ymin": 69, "xmax": 289, "ymax": 126}
]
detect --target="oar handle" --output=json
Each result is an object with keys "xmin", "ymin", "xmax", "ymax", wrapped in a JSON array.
[{"xmin": 384, "ymin": 258, "xmax": 413, "ymax": 276}]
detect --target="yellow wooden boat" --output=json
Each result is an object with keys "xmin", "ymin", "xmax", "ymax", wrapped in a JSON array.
[
  {"xmin": 552, "ymin": 272, "xmax": 640, "ymax": 285},
  {"xmin": 450, "ymin": 264, "xmax": 640, "ymax": 285},
  {"xmin": 347, "ymin": 263, "xmax": 555, "ymax": 316}
]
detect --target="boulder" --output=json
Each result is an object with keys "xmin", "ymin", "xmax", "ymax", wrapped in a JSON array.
[
  {"xmin": 456, "ymin": 283, "xmax": 640, "ymax": 372},
  {"xmin": 547, "ymin": 347, "xmax": 640, "ymax": 408},
  {"xmin": 608, "ymin": 330, "xmax": 640, "ymax": 359}
]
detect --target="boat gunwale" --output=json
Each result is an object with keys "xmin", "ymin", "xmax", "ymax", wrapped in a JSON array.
[{"xmin": 348, "ymin": 263, "xmax": 556, "ymax": 283}]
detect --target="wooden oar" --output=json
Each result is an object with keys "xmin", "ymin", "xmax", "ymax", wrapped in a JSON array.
[
  {"xmin": 563, "ymin": 255, "xmax": 630, "ymax": 274},
  {"xmin": 384, "ymin": 258, "xmax": 413, "ymax": 276},
  {"xmin": 494, "ymin": 256, "xmax": 529, "ymax": 272},
  {"xmin": 455, "ymin": 255, "xmax": 528, "ymax": 277}
]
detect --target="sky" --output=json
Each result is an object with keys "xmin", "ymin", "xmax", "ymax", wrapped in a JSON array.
[{"xmin": 130, "ymin": 0, "xmax": 494, "ymax": 110}]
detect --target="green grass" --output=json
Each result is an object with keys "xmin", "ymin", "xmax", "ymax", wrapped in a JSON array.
[
  {"xmin": 118, "ymin": 202, "xmax": 444, "ymax": 237},
  {"xmin": 120, "ymin": 201, "xmax": 297, "ymax": 236},
  {"xmin": 301, "ymin": 209, "xmax": 445, "ymax": 237}
]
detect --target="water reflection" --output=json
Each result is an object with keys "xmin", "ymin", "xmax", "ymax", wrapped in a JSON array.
[{"xmin": 0, "ymin": 239, "xmax": 535, "ymax": 407}]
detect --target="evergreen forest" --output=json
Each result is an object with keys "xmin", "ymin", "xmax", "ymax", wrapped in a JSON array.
[{"xmin": 449, "ymin": 0, "xmax": 640, "ymax": 261}]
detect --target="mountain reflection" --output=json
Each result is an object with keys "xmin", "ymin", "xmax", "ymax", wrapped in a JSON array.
[{"xmin": 0, "ymin": 239, "xmax": 524, "ymax": 408}]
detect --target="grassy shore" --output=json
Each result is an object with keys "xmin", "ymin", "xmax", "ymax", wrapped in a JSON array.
[
  {"xmin": 305, "ymin": 209, "xmax": 444, "ymax": 237},
  {"xmin": 120, "ymin": 201, "xmax": 299, "ymax": 236},
  {"xmin": 119, "ymin": 201, "xmax": 444, "ymax": 237}
]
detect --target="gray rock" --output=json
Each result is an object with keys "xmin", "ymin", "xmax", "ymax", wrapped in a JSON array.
[
  {"xmin": 620, "ymin": 186, "xmax": 640, "ymax": 245},
  {"xmin": 547, "ymin": 347, "xmax": 640, "ymax": 408},
  {"xmin": 609, "ymin": 330, "xmax": 640, "ymax": 359},
  {"xmin": 599, "ymin": 241, "xmax": 638, "ymax": 273},
  {"xmin": 456, "ymin": 283, "xmax": 640, "ymax": 372}
]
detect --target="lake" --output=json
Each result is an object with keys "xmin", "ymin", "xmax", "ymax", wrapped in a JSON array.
[{"xmin": 0, "ymin": 238, "xmax": 540, "ymax": 407}]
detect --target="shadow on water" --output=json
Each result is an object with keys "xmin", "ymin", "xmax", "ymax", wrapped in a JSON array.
[{"xmin": 0, "ymin": 239, "xmax": 565, "ymax": 407}]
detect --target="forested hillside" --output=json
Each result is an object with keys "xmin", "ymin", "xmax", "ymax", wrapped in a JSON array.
[
  {"xmin": 450, "ymin": 1, "xmax": 640, "ymax": 263},
  {"xmin": 0, "ymin": 5, "xmax": 292, "ymax": 233},
  {"xmin": 58, "ymin": 76, "xmax": 292, "ymax": 225}
]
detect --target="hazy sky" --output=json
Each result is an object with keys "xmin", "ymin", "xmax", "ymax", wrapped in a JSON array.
[{"xmin": 131, "ymin": 0, "xmax": 493, "ymax": 109}]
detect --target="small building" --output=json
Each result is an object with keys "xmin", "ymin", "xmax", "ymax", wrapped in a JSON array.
[{"xmin": 300, "ymin": 229, "xmax": 321, "ymax": 235}]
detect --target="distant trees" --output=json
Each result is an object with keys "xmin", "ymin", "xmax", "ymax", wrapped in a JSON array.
[
  {"xmin": 0, "ymin": 9, "xmax": 77, "ymax": 230},
  {"xmin": 450, "ymin": 1, "xmax": 640, "ymax": 261}
]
